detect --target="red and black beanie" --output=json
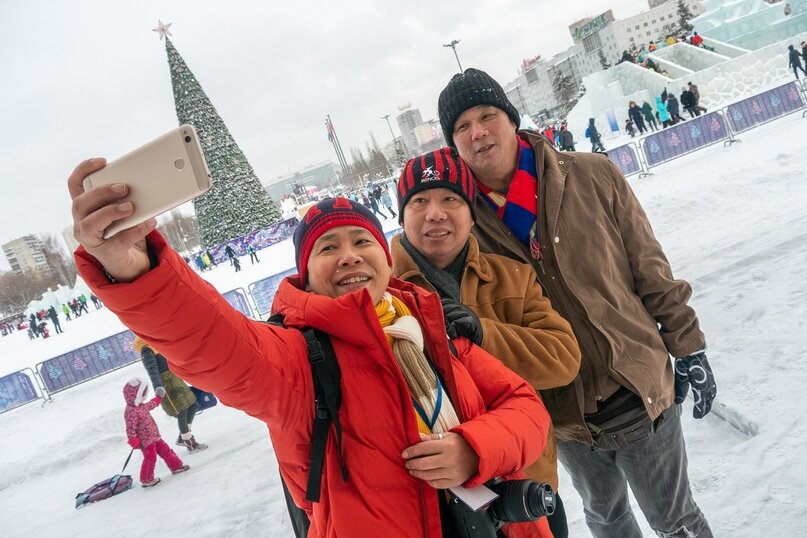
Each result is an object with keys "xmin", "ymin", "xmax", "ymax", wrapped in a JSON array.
[
  {"xmin": 396, "ymin": 147, "xmax": 476, "ymax": 224},
  {"xmin": 293, "ymin": 197, "xmax": 392, "ymax": 284}
]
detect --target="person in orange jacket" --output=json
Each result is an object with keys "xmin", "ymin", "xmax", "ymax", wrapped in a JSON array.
[{"xmin": 69, "ymin": 159, "xmax": 553, "ymax": 538}]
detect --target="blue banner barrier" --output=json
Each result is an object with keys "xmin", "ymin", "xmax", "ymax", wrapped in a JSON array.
[
  {"xmin": 0, "ymin": 369, "xmax": 40, "ymax": 414},
  {"xmin": 36, "ymin": 330, "xmax": 138, "ymax": 394},
  {"xmin": 605, "ymin": 143, "xmax": 643, "ymax": 177},
  {"xmin": 248, "ymin": 268, "xmax": 297, "ymax": 316},
  {"xmin": 726, "ymin": 82, "xmax": 806, "ymax": 133},
  {"xmin": 641, "ymin": 112, "xmax": 729, "ymax": 168},
  {"xmin": 192, "ymin": 217, "xmax": 298, "ymax": 265},
  {"xmin": 222, "ymin": 288, "xmax": 254, "ymax": 319}
]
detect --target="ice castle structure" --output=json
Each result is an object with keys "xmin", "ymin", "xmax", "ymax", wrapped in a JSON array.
[{"xmin": 566, "ymin": 0, "xmax": 807, "ymax": 142}]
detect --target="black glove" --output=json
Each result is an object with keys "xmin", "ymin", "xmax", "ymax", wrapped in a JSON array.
[
  {"xmin": 674, "ymin": 351, "xmax": 717, "ymax": 419},
  {"xmin": 440, "ymin": 298, "xmax": 483, "ymax": 346}
]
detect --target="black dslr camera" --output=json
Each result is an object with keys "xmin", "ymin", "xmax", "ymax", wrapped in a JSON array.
[{"xmin": 448, "ymin": 479, "xmax": 556, "ymax": 538}]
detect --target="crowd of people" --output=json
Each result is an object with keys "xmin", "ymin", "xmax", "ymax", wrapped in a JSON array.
[
  {"xmin": 618, "ymin": 30, "xmax": 713, "ymax": 78},
  {"xmin": 68, "ymin": 66, "xmax": 717, "ymax": 538},
  {"xmin": 19, "ymin": 294, "xmax": 102, "ymax": 340}
]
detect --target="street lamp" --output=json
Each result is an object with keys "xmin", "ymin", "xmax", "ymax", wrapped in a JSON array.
[{"xmin": 443, "ymin": 39, "xmax": 463, "ymax": 72}]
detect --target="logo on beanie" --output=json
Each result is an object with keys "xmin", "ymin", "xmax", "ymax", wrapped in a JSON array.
[{"xmin": 421, "ymin": 166, "xmax": 440, "ymax": 182}]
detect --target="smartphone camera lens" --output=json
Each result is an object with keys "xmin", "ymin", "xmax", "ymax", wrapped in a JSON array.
[{"xmin": 184, "ymin": 135, "xmax": 192, "ymax": 143}]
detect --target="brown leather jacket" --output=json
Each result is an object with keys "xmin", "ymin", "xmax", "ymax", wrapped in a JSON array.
[
  {"xmin": 391, "ymin": 233, "xmax": 581, "ymax": 489},
  {"xmin": 472, "ymin": 131, "xmax": 705, "ymax": 444}
]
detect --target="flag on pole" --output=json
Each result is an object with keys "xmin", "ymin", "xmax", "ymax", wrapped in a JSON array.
[{"xmin": 326, "ymin": 117, "xmax": 335, "ymax": 143}]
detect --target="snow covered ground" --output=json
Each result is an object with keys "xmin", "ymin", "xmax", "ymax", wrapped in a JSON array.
[{"xmin": 2, "ymin": 111, "xmax": 807, "ymax": 536}]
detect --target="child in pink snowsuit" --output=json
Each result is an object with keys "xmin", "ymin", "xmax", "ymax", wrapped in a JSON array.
[{"xmin": 124, "ymin": 377, "xmax": 188, "ymax": 487}]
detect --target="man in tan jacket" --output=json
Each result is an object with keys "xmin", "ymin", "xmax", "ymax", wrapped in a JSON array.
[
  {"xmin": 437, "ymin": 68, "xmax": 717, "ymax": 538},
  {"xmin": 392, "ymin": 147, "xmax": 581, "ymax": 537}
]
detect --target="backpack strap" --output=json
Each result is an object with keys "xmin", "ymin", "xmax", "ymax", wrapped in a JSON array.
[
  {"xmin": 262, "ymin": 313, "xmax": 347, "ymax": 503},
  {"xmin": 303, "ymin": 327, "xmax": 347, "ymax": 502}
]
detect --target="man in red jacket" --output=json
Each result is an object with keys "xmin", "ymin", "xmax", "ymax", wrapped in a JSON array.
[{"xmin": 68, "ymin": 160, "xmax": 552, "ymax": 537}]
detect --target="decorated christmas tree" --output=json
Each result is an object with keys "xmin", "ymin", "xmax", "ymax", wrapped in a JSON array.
[{"xmin": 155, "ymin": 21, "xmax": 282, "ymax": 246}]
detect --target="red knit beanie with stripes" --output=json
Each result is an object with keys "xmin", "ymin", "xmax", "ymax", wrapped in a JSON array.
[
  {"xmin": 293, "ymin": 197, "xmax": 391, "ymax": 284},
  {"xmin": 396, "ymin": 147, "xmax": 476, "ymax": 224}
]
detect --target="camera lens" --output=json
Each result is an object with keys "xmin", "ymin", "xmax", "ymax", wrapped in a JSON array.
[
  {"xmin": 488, "ymin": 480, "xmax": 556, "ymax": 524},
  {"xmin": 184, "ymin": 135, "xmax": 192, "ymax": 143}
]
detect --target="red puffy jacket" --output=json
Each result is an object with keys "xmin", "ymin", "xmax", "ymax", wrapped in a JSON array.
[{"xmin": 76, "ymin": 232, "xmax": 551, "ymax": 537}]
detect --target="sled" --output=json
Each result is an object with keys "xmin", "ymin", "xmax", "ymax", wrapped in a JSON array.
[
  {"xmin": 75, "ymin": 474, "xmax": 133, "ymax": 508},
  {"xmin": 75, "ymin": 449, "xmax": 135, "ymax": 508}
]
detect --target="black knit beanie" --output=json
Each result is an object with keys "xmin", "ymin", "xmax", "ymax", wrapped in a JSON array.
[
  {"xmin": 438, "ymin": 68, "xmax": 521, "ymax": 147},
  {"xmin": 396, "ymin": 147, "xmax": 476, "ymax": 224}
]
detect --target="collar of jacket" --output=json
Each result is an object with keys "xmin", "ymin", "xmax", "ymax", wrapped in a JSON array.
[
  {"xmin": 390, "ymin": 233, "xmax": 494, "ymax": 286},
  {"xmin": 515, "ymin": 130, "xmax": 573, "ymax": 241}
]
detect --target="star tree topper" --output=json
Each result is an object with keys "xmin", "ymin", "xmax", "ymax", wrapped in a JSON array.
[{"xmin": 153, "ymin": 20, "xmax": 173, "ymax": 40}]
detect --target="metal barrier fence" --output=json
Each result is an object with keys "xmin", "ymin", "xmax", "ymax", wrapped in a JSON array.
[
  {"xmin": 248, "ymin": 268, "xmax": 297, "ymax": 316},
  {"xmin": 605, "ymin": 142, "xmax": 648, "ymax": 178},
  {"xmin": 724, "ymin": 81, "xmax": 806, "ymax": 134},
  {"xmin": 36, "ymin": 330, "xmax": 138, "ymax": 395},
  {"xmin": 0, "ymin": 368, "xmax": 46, "ymax": 414},
  {"xmin": 640, "ymin": 111, "xmax": 732, "ymax": 168},
  {"xmin": 222, "ymin": 287, "xmax": 256, "ymax": 319}
]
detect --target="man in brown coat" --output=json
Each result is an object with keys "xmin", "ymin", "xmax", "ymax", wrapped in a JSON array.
[
  {"xmin": 391, "ymin": 147, "xmax": 582, "ymax": 537},
  {"xmin": 437, "ymin": 68, "xmax": 717, "ymax": 538}
]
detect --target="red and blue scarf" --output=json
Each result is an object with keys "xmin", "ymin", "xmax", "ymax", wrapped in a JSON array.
[{"xmin": 477, "ymin": 137, "xmax": 542, "ymax": 259}]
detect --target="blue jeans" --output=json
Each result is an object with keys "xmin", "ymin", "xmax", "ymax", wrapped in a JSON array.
[{"xmin": 557, "ymin": 404, "xmax": 712, "ymax": 537}]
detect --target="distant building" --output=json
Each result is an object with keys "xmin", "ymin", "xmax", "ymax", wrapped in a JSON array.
[
  {"xmin": 2, "ymin": 235, "xmax": 48, "ymax": 274},
  {"xmin": 612, "ymin": 0, "xmax": 705, "ymax": 52},
  {"xmin": 263, "ymin": 161, "xmax": 341, "ymax": 204},
  {"xmin": 396, "ymin": 106, "xmax": 423, "ymax": 155}
]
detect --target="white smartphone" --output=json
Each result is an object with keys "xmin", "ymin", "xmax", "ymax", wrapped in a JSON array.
[{"xmin": 83, "ymin": 124, "xmax": 212, "ymax": 239}]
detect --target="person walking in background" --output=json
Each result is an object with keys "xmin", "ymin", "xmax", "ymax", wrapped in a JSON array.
[
  {"xmin": 656, "ymin": 95, "xmax": 673, "ymax": 127},
  {"xmin": 367, "ymin": 189, "xmax": 389, "ymax": 219},
  {"xmin": 681, "ymin": 86, "xmax": 699, "ymax": 118},
  {"xmin": 247, "ymin": 244, "xmax": 260, "ymax": 265},
  {"xmin": 559, "ymin": 124, "xmax": 575, "ymax": 151},
  {"xmin": 801, "ymin": 41, "xmax": 807, "ymax": 64},
  {"xmin": 205, "ymin": 248, "xmax": 217, "ymax": 268},
  {"xmin": 90, "ymin": 293, "xmax": 102, "ymax": 309},
  {"xmin": 688, "ymin": 82, "xmax": 708, "ymax": 115},
  {"xmin": 641, "ymin": 101, "xmax": 659, "ymax": 131},
  {"xmin": 666, "ymin": 92, "xmax": 685, "ymax": 124},
  {"xmin": 438, "ymin": 67, "xmax": 716, "ymax": 538},
  {"xmin": 788, "ymin": 44, "xmax": 806, "ymax": 79},
  {"xmin": 379, "ymin": 186, "xmax": 396, "ymax": 219},
  {"xmin": 391, "ymin": 148, "xmax": 582, "ymax": 537},
  {"xmin": 135, "ymin": 338, "xmax": 208, "ymax": 452},
  {"xmin": 78, "ymin": 294, "xmax": 89, "ymax": 315},
  {"xmin": 61, "ymin": 303, "xmax": 71, "ymax": 321},
  {"xmin": 124, "ymin": 377, "xmax": 189, "ymax": 487},
  {"xmin": 46, "ymin": 306, "xmax": 62, "ymax": 334},
  {"xmin": 224, "ymin": 244, "xmax": 236, "ymax": 266},
  {"xmin": 628, "ymin": 101, "xmax": 646, "ymax": 134},
  {"xmin": 586, "ymin": 117, "xmax": 606, "ymax": 152},
  {"xmin": 625, "ymin": 119, "xmax": 636, "ymax": 137},
  {"xmin": 232, "ymin": 255, "xmax": 241, "ymax": 272}
]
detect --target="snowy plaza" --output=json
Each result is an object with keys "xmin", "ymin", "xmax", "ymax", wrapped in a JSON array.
[{"xmin": 3, "ymin": 1, "xmax": 807, "ymax": 537}]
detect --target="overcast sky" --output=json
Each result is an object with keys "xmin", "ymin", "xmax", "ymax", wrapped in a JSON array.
[{"xmin": 0, "ymin": 0, "xmax": 650, "ymax": 269}]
